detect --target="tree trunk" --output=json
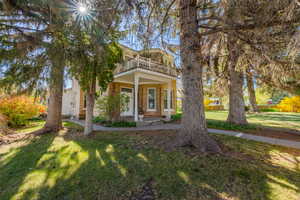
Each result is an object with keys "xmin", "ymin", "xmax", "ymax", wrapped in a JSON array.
[
  {"xmin": 226, "ymin": 38, "xmax": 248, "ymax": 125},
  {"xmin": 84, "ymin": 80, "xmax": 96, "ymax": 135},
  {"xmin": 44, "ymin": 64, "xmax": 64, "ymax": 132},
  {"xmin": 246, "ymin": 68, "xmax": 259, "ymax": 112},
  {"xmin": 173, "ymin": 0, "xmax": 221, "ymax": 153}
]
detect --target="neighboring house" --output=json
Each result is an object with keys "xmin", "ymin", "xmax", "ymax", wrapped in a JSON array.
[
  {"xmin": 62, "ymin": 45, "xmax": 178, "ymax": 121},
  {"xmin": 208, "ymin": 98, "xmax": 222, "ymax": 106}
]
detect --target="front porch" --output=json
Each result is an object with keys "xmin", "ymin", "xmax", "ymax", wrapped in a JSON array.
[{"xmin": 110, "ymin": 70, "xmax": 177, "ymax": 122}]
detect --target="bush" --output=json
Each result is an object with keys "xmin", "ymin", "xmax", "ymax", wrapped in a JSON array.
[
  {"xmin": 277, "ymin": 96, "xmax": 300, "ymax": 113},
  {"xmin": 93, "ymin": 116, "xmax": 107, "ymax": 124},
  {"xmin": 96, "ymin": 94, "xmax": 130, "ymax": 122},
  {"xmin": 259, "ymin": 108, "xmax": 279, "ymax": 112},
  {"xmin": 106, "ymin": 121, "xmax": 136, "ymax": 128},
  {"xmin": 0, "ymin": 96, "xmax": 45, "ymax": 127},
  {"xmin": 171, "ymin": 113, "xmax": 182, "ymax": 121},
  {"xmin": 245, "ymin": 106, "xmax": 250, "ymax": 112},
  {"xmin": 205, "ymin": 105, "xmax": 224, "ymax": 111}
]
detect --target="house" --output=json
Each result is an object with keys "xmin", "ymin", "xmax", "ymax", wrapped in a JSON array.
[{"xmin": 62, "ymin": 45, "xmax": 178, "ymax": 122}]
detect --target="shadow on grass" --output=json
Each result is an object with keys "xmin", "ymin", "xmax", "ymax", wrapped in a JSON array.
[
  {"xmin": 247, "ymin": 113, "xmax": 300, "ymax": 122},
  {"xmin": 0, "ymin": 129, "xmax": 299, "ymax": 200},
  {"xmin": 0, "ymin": 134, "xmax": 55, "ymax": 200}
]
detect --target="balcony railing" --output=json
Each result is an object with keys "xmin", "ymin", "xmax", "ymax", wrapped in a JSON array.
[{"xmin": 114, "ymin": 55, "xmax": 177, "ymax": 77}]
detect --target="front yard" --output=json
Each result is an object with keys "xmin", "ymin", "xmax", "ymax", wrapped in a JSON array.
[
  {"xmin": 205, "ymin": 111, "xmax": 300, "ymax": 131},
  {"xmin": 0, "ymin": 122, "xmax": 299, "ymax": 200}
]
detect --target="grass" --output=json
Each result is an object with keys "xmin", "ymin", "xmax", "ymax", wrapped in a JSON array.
[
  {"xmin": 172, "ymin": 111, "xmax": 300, "ymax": 132},
  {"xmin": 13, "ymin": 119, "xmax": 46, "ymax": 134},
  {"xmin": 0, "ymin": 122, "xmax": 300, "ymax": 200},
  {"xmin": 205, "ymin": 111, "xmax": 300, "ymax": 131}
]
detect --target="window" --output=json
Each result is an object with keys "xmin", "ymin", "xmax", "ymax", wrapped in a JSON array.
[
  {"xmin": 164, "ymin": 90, "xmax": 173, "ymax": 110},
  {"xmin": 83, "ymin": 95, "xmax": 86, "ymax": 109},
  {"xmin": 147, "ymin": 88, "xmax": 156, "ymax": 111}
]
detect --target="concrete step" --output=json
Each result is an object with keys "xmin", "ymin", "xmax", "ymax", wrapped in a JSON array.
[{"xmin": 136, "ymin": 120, "xmax": 164, "ymax": 127}]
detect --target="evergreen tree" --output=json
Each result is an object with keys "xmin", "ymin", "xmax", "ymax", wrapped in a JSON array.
[{"xmin": 68, "ymin": 31, "xmax": 122, "ymax": 135}]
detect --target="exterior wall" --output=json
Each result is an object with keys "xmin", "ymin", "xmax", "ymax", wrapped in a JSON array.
[
  {"xmin": 76, "ymin": 80, "xmax": 177, "ymax": 119},
  {"xmin": 62, "ymin": 79, "xmax": 81, "ymax": 118},
  {"xmin": 62, "ymin": 89, "xmax": 74, "ymax": 116},
  {"xmin": 139, "ymin": 84, "xmax": 162, "ymax": 117}
]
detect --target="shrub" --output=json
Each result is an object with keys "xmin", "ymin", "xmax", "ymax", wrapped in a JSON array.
[
  {"xmin": 259, "ymin": 108, "xmax": 279, "ymax": 112},
  {"xmin": 204, "ymin": 99, "xmax": 212, "ymax": 106},
  {"xmin": 106, "ymin": 121, "xmax": 136, "ymax": 128},
  {"xmin": 205, "ymin": 105, "xmax": 224, "ymax": 111},
  {"xmin": 0, "ymin": 96, "xmax": 45, "ymax": 127},
  {"xmin": 277, "ymin": 96, "xmax": 300, "ymax": 113},
  {"xmin": 96, "ymin": 94, "xmax": 130, "ymax": 122},
  {"xmin": 171, "ymin": 113, "xmax": 182, "ymax": 121},
  {"xmin": 93, "ymin": 116, "xmax": 107, "ymax": 124}
]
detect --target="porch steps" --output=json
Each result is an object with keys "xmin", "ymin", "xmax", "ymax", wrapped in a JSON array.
[{"xmin": 136, "ymin": 119, "xmax": 165, "ymax": 127}]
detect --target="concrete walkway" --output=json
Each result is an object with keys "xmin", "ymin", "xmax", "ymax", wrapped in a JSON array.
[{"xmin": 68, "ymin": 119, "xmax": 300, "ymax": 150}]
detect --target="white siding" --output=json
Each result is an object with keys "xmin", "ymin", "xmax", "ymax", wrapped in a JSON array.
[{"xmin": 62, "ymin": 79, "xmax": 81, "ymax": 118}]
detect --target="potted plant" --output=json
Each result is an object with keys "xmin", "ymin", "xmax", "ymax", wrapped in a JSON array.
[{"xmin": 138, "ymin": 108, "xmax": 144, "ymax": 121}]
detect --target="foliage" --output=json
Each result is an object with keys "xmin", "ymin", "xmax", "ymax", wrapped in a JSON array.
[
  {"xmin": 0, "ymin": 96, "xmax": 45, "ymax": 127},
  {"xmin": 105, "ymin": 121, "xmax": 136, "ymax": 128},
  {"xmin": 96, "ymin": 94, "xmax": 130, "ymax": 121},
  {"xmin": 93, "ymin": 116, "xmax": 107, "ymax": 124},
  {"xmin": 277, "ymin": 96, "xmax": 300, "ymax": 113},
  {"xmin": 93, "ymin": 116, "xmax": 136, "ymax": 127},
  {"xmin": 176, "ymin": 100, "xmax": 182, "ymax": 113},
  {"xmin": 259, "ymin": 108, "xmax": 279, "ymax": 112},
  {"xmin": 205, "ymin": 105, "xmax": 224, "ymax": 111},
  {"xmin": 255, "ymin": 88, "xmax": 272, "ymax": 105},
  {"xmin": 68, "ymin": 32, "xmax": 123, "ymax": 93},
  {"xmin": 204, "ymin": 99, "xmax": 212, "ymax": 106},
  {"xmin": 171, "ymin": 113, "xmax": 182, "ymax": 121}
]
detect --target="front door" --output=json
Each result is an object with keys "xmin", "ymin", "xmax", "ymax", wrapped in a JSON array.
[{"xmin": 121, "ymin": 88, "xmax": 134, "ymax": 116}]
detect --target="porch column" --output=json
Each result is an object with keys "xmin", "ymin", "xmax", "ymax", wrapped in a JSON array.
[
  {"xmin": 134, "ymin": 74, "xmax": 139, "ymax": 122},
  {"xmin": 167, "ymin": 81, "xmax": 172, "ymax": 120}
]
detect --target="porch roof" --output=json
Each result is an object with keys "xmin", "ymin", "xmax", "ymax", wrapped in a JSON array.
[{"xmin": 114, "ymin": 69, "xmax": 176, "ymax": 84}]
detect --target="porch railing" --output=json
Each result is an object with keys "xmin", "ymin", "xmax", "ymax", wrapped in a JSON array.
[{"xmin": 114, "ymin": 55, "xmax": 177, "ymax": 77}]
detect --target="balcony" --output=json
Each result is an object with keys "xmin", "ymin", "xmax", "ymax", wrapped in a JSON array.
[{"xmin": 114, "ymin": 55, "xmax": 177, "ymax": 77}]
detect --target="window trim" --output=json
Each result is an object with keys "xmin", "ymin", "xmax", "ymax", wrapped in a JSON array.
[
  {"xmin": 120, "ymin": 87, "xmax": 133, "ymax": 116},
  {"xmin": 163, "ymin": 89, "xmax": 174, "ymax": 112},
  {"xmin": 147, "ymin": 88, "xmax": 157, "ymax": 111}
]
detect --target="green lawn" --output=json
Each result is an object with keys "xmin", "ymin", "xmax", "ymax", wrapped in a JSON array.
[
  {"xmin": 13, "ymin": 120, "xmax": 46, "ymax": 134},
  {"xmin": 205, "ymin": 111, "xmax": 300, "ymax": 131},
  {"xmin": 0, "ymin": 123, "xmax": 299, "ymax": 200}
]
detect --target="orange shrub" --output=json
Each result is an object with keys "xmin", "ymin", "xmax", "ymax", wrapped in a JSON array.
[
  {"xmin": 277, "ymin": 96, "xmax": 300, "ymax": 113},
  {"xmin": 0, "ymin": 95, "xmax": 46, "ymax": 127},
  {"xmin": 205, "ymin": 105, "xmax": 225, "ymax": 111}
]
